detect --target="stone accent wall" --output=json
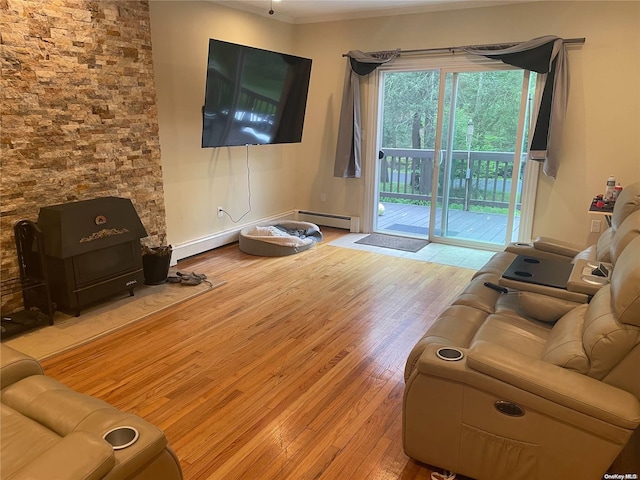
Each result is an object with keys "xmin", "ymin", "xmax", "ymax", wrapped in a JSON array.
[{"xmin": 1, "ymin": 0, "xmax": 166, "ymax": 314}]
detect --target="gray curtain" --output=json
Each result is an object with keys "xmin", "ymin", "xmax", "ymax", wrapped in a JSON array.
[
  {"xmin": 334, "ymin": 50, "xmax": 399, "ymax": 178},
  {"xmin": 462, "ymin": 35, "xmax": 568, "ymax": 178}
]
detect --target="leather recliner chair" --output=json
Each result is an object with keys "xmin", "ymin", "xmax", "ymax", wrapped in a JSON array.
[
  {"xmin": 472, "ymin": 208, "xmax": 640, "ymax": 305},
  {"xmin": 403, "ymin": 235, "xmax": 640, "ymax": 480},
  {"xmin": 505, "ymin": 180, "xmax": 640, "ymax": 263},
  {"xmin": 0, "ymin": 344, "xmax": 183, "ymax": 480}
]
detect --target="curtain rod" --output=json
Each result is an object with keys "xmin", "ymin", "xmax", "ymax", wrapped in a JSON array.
[{"xmin": 342, "ymin": 37, "xmax": 585, "ymax": 57}]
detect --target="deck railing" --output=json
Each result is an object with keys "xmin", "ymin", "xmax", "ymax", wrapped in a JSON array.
[{"xmin": 379, "ymin": 148, "xmax": 523, "ymax": 210}]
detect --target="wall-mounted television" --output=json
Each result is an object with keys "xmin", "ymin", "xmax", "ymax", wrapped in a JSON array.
[{"xmin": 201, "ymin": 39, "xmax": 312, "ymax": 148}]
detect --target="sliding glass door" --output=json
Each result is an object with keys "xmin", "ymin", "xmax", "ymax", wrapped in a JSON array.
[{"xmin": 372, "ymin": 60, "xmax": 536, "ymax": 249}]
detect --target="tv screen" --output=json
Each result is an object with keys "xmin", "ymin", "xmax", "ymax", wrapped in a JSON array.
[{"xmin": 202, "ymin": 39, "xmax": 312, "ymax": 148}]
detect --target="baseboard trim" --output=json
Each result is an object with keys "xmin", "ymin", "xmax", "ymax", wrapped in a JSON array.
[
  {"xmin": 296, "ymin": 210, "xmax": 360, "ymax": 232},
  {"xmin": 170, "ymin": 210, "xmax": 296, "ymax": 265}
]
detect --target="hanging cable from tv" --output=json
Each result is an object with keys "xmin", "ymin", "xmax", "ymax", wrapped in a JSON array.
[{"xmin": 217, "ymin": 144, "xmax": 252, "ymax": 224}]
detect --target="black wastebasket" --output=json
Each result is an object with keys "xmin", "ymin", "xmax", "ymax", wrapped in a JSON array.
[{"xmin": 142, "ymin": 246, "xmax": 172, "ymax": 285}]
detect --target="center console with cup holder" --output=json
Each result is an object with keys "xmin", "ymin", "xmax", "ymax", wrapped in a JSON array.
[
  {"xmin": 501, "ymin": 255, "xmax": 574, "ymax": 289},
  {"xmin": 498, "ymin": 254, "xmax": 613, "ymax": 301},
  {"xmin": 497, "ymin": 254, "xmax": 591, "ymax": 303}
]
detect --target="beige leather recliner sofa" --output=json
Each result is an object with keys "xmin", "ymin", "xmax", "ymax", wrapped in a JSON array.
[
  {"xmin": 0, "ymin": 344, "xmax": 183, "ymax": 480},
  {"xmin": 403, "ymin": 234, "xmax": 640, "ymax": 479},
  {"xmin": 475, "ymin": 203, "xmax": 640, "ymax": 305},
  {"xmin": 506, "ymin": 180, "xmax": 640, "ymax": 263}
]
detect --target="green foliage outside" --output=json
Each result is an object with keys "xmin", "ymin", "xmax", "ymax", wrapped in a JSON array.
[
  {"xmin": 379, "ymin": 68, "xmax": 535, "ymax": 214},
  {"xmin": 381, "ymin": 69, "xmax": 532, "ymax": 151}
]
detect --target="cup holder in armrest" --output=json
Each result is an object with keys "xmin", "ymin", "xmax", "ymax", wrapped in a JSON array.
[
  {"xmin": 103, "ymin": 426, "xmax": 139, "ymax": 450},
  {"xmin": 568, "ymin": 259, "xmax": 611, "ymax": 296},
  {"xmin": 578, "ymin": 263, "xmax": 611, "ymax": 285},
  {"xmin": 436, "ymin": 347, "xmax": 464, "ymax": 361},
  {"xmin": 513, "ymin": 270, "xmax": 533, "ymax": 278},
  {"xmin": 581, "ymin": 276, "xmax": 609, "ymax": 286}
]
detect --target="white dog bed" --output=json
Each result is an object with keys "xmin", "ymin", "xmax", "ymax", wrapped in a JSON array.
[{"xmin": 239, "ymin": 220, "xmax": 322, "ymax": 256}]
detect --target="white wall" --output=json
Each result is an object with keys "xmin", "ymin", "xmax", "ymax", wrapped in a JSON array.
[
  {"xmin": 149, "ymin": 1, "xmax": 298, "ymax": 251},
  {"xmin": 151, "ymin": 1, "xmax": 640, "ymax": 253},
  {"xmin": 294, "ymin": 0, "xmax": 640, "ymax": 244}
]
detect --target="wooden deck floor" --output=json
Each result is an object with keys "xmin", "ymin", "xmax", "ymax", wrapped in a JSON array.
[{"xmin": 376, "ymin": 202, "xmax": 520, "ymax": 246}]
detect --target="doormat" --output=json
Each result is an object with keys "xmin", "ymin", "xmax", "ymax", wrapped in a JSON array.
[{"xmin": 355, "ymin": 234, "xmax": 429, "ymax": 253}]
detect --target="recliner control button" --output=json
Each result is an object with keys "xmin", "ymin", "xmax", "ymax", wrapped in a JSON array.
[{"xmin": 495, "ymin": 400, "xmax": 525, "ymax": 417}]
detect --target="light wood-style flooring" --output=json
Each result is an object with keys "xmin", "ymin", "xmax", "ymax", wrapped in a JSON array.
[{"xmin": 42, "ymin": 228, "xmax": 477, "ymax": 480}]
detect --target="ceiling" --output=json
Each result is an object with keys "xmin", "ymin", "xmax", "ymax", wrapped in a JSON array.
[{"xmin": 214, "ymin": 0, "xmax": 531, "ymax": 24}]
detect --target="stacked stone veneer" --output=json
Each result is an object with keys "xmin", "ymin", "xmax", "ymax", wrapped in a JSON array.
[{"xmin": 1, "ymin": 0, "xmax": 166, "ymax": 314}]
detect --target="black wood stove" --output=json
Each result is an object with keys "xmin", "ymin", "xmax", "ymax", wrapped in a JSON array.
[{"xmin": 37, "ymin": 197, "xmax": 148, "ymax": 316}]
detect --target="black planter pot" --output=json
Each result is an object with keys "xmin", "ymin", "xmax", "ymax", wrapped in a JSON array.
[{"xmin": 142, "ymin": 249, "xmax": 171, "ymax": 285}]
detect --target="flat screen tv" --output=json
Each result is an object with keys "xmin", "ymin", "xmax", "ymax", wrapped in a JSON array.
[{"xmin": 201, "ymin": 39, "xmax": 312, "ymax": 148}]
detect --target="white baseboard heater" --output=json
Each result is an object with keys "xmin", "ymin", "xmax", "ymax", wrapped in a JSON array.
[
  {"xmin": 170, "ymin": 211, "xmax": 297, "ymax": 265},
  {"xmin": 297, "ymin": 210, "xmax": 360, "ymax": 233}
]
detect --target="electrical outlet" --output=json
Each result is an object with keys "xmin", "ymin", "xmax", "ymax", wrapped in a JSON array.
[
  {"xmin": 590, "ymin": 219, "xmax": 601, "ymax": 233},
  {"xmin": 217, "ymin": 206, "xmax": 224, "ymax": 218},
  {"xmin": 320, "ymin": 193, "xmax": 326, "ymax": 202}
]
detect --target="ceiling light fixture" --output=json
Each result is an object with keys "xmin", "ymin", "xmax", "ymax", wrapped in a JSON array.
[{"xmin": 268, "ymin": 0, "xmax": 274, "ymax": 15}]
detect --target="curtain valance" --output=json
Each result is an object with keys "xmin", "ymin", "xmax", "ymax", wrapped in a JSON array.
[{"xmin": 334, "ymin": 36, "xmax": 579, "ymax": 179}]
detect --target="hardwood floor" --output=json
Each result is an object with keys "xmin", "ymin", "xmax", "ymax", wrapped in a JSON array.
[{"xmin": 42, "ymin": 228, "xmax": 476, "ymax": 480}]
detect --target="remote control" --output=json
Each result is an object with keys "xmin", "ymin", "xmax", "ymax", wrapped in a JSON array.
[{"xmin": 484, "ymin": 282, "xmax": 508, "ymax": 294}]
